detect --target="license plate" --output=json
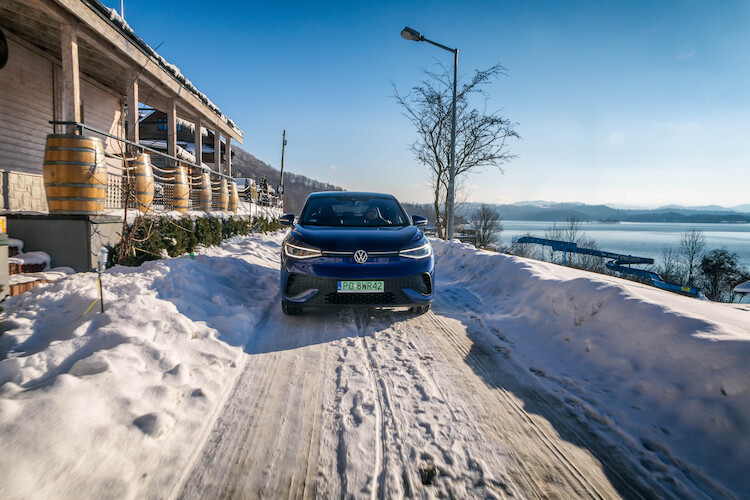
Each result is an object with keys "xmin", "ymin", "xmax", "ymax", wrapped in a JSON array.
[{"xmin": 337, "ymin": 280, "xmax": 384, "ymax": 293}]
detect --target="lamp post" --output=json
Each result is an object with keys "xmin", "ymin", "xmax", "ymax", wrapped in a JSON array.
[
  {"xmin": 279, "ymin": 129, "xmax": 287, "ymax": 200},
  {"xmin": 401, "ymin": 26, "xmax": 458, "ymax": 240}
]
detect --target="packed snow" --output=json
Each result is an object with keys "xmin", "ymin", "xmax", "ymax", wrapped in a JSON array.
[{"xmin": 0, "ymin": 232, "xmax": 747, "ymax": 498}]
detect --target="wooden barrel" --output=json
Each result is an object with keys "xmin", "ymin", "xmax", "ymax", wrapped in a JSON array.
[
  {"xmin": 133, "ymin": 153, "xmax": 154, "ymax": 213},
  {"xmin": 228, "ymin": 181, "xmax": 239, "ymax": 212},
  {"xmin": 197, "ymin": 172, "xmax": 212, "ymax": 211},
  {"xmin": 218, "ymin": 179, "xmax": 229, "ymax": 212},
  {"xmin": 43, "ymin": 134, "xmax": 107, "ymax": 214},
  {"xmin": 170, "ymin": 165, "xmax": 189, "ymax": 213}
]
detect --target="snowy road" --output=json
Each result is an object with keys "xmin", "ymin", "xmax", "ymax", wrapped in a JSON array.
[
  {"xmin": 2, "ymin": 233, "xmax": 747, "ymax": 499},
  {"xmin": 176, "ymin": 294, "xmax": 675, "ymax": 499}
]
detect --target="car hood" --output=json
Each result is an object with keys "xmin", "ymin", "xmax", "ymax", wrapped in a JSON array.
[{"xmin": 290, "ymin": 225, "xmax": 425, "ymax": 252}]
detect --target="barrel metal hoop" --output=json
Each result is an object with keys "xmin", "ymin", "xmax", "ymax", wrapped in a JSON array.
[
  {"xmin": 45, "ymin": 146, "xmax": 101, "ymax": 153},
  {"xmin": 48, "ymin": 210, "xmax": 105, "ymax": 215},
  {"xmin": 43, "ymin": 161, "xmax": 106, "ymax": 167},
  {"xmin": 47, "ymin": 196, "xmax": 106, "ymax": 201},
  {"xmin": 44, "ymin": 182, "xmax": 109, "ymax": 189}
]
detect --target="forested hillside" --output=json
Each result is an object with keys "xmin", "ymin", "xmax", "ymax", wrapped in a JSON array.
[{"xmin": 231, "ymin": 147, "xmax": 342, "ymax": 214}]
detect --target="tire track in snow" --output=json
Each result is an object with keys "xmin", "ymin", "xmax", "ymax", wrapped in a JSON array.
[
  {"xmin": 315, "ymin": 309, "xmax": 388, "ymax": 499},
  {"xmin": 356, "ymin": 311, "xmax": 418, "ymax": 498},
  {"xmin": 359, "ymin": 310, "xmax": 520, "ymax": 498},
  {"xmin": 353, "ymin": 311, "xmax": 385, "ymax": 500},
  {"xmin": 176, "ymin": 308, "xmax": 347, "ymax": 499}
]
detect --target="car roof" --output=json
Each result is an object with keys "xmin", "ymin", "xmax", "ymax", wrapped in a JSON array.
[{"xmin": 306, "ymin": 191, "xmax": 397, "ymax": 200}]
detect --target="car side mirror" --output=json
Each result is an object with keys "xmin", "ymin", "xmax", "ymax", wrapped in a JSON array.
[
  {"xmin": 411, "ymin": 215, "xmax": 427, "ymax": 227},
  {"xmin": 279, "ymin": 213, "xmax": 295, "ymax": 226}
]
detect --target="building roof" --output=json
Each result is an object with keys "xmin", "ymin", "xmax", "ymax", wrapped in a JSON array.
[{"xmin": 0, "ymin": 0, "xmax": 243, "ymax": 143}]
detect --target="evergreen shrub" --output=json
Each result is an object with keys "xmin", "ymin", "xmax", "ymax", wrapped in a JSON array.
[{"xmin": 111, "ymin": 215, "xmax": 282, "ymax": 267}]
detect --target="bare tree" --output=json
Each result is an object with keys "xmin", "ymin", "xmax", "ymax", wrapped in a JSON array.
[
  {"xmin": 576, "ymin": 236, "xmax": 606, "ymax": 273},
  {"xmin": 541, "ymin": 217, "xmax": 604, "ymax": 271},
  {"xmin": 544, "ymin": 217, "xmax": 584, "ymax": 265},
  {"xmin": 679, "ymin": 230, "xmax": 706, "ymax": 287},
  {"xmin": 469, "ymin": 204, "xmax": 503, "ymax": 249},
  {"xmin": 658, "ymin": 245, "xmax": 682, "ymax": 283},
  {"xmin": 394, "ymin": 63, "xmax": 519, "ymax": 238},
  {"xmin": 510, "ymin": 232, "xmax": 539, "ymax": 259}
]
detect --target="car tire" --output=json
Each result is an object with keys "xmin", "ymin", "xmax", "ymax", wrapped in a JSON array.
[
  {"xmin": 282, "ymin": 302, "xmax": 303, "ymax": 315},
  {"xmin": 413, "ymin": 304, "xmax": 430, "ymax": 315}
]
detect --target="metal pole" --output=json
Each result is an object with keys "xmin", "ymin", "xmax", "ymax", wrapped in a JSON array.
[
  {"xmin": 447, "ymin": 48, "xmax": 458, "ymax": 240},
  {"xmin": 400, "ymin": 28, "xmax": 459, "ymax": 241},
  {"xmin": 280, "ymin": 130, "xmax": 286, "ymax": 190}
]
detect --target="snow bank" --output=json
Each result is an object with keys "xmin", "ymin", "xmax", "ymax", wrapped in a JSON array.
[
  {"xmin": 0, "ymin": 233, "xmax": 284, "ymax": 499},
  {"xmin": 433, "ymin": 239, "xmax": 750, "ymax": 495}
]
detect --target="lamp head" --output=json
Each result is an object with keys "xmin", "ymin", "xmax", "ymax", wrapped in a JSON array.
[{"xmin": 400, "ymin": 27, "xmax": 423, "ymax": 42}]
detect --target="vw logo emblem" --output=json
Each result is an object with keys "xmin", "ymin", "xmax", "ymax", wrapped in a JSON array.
[{"xmin": 354, "ymin": 250, "xmax": 368, "ymax": 264}]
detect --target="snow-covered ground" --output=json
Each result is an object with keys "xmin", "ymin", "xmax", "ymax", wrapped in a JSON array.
[{"xmin": 0, "ymin": 233, "xmax": 747, "ymax": 498}]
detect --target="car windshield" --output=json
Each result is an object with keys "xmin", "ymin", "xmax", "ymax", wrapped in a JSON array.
[{"xmin": 300, "ymin": 195, "xmax": 410, "ymax": 227}]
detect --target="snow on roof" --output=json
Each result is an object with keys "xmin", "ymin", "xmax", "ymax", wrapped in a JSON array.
[
  {"xmin": 9, "ymin": 267, "xmax": 75, "ymax": 285},
  {"xmin": 9, "ymin": 251, "xmax": 51, "ymax": 267},
  {"xmin": 7, "ymin": 238, "xmax": 23, "ymax": 251},
  {"xmin": 137, "ymin": 140, "xmax": 196, "ymax": 163}
]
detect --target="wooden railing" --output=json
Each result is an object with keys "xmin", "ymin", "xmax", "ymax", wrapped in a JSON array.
[{"xmin": 47, "ymin": 121, "xmax": 282, "ymax": 215}]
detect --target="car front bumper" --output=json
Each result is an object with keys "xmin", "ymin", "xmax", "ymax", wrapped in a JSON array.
[{"xmin": 281, "ymin": 255, "xmax": 434, "ymax": 308}]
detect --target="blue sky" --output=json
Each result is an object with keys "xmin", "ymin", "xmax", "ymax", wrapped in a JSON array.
[{"xmin": 103, "ymin": 0, "xmax": 750, "ymax": 207}]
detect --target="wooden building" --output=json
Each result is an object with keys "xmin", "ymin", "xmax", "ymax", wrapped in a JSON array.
[
  {"xmin": 0, "ymin": 0, "xmax": 245, "ymax": 276},
  {"xmin": 138, "ymin": 109, "xmax": 233, "ymax": 170},
  {"xmin": 0, "ymin": 0, "xmax": 243, "ymax": 212}
]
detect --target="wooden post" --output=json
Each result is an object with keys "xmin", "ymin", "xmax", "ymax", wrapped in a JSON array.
[
  {"xmin": 225, "ymin": 137, "xmax": 232, "ymax": 178},
  {"xmin": 60, "ymin": 23, "xmax": 81, "ymax": 134},
  {"xmin": 194, "ymin": 117, "xmax": 202, "ymax": 167},
  {"xmin": 126, "ymin": 70, "xmax": 139, "ymax": 153},
  {"xmin": 214, "ymin": 130, "xmax": 222, "ymax": 175},
  {"xmin": 167, "ymin": 99, "xmax": 177, "ymax": 162}
]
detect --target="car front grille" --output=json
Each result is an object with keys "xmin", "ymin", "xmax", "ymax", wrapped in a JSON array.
[{"xmin": 285, "ymin": 273, "xmax": 432, "ymax": 305}]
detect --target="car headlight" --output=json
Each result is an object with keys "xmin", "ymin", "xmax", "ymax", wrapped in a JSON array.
[
  {"xmin": 399, "ymin": 242, "xmax": 432, "ymax": 259},
  {"xmin": 284, "ymin": 242, "xmax": 322, "ymax": 259}
]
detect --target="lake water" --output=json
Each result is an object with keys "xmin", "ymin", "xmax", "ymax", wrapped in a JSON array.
[{"xmin": 498, "ymin": 221, "xmax": 750, "ymax": 269}]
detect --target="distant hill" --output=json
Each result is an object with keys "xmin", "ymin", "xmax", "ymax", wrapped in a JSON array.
[
  {"xmin": 231, "ymin": 147, "xmax": 342, "ymax": 214},
  {"xmin": 406, "ymin": 201, "xmax": 750, "ymax": 224}
]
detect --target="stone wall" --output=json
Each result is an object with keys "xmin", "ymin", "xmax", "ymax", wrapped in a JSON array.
[{"xmin": 1, "ymin": 170, "xmax": 49, "ymax": 212}]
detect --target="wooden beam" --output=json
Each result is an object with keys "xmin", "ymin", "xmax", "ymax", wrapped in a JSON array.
[
  {"xmin": 214, "ymin": 130, "xmax": 222, "ymax": 175},
  {"xmin": 60, "ymin": 22, "xmax": 80, "ymax": 133},
  {"xmin": 51, "ymin": 0, "xmax": 243, "ymax": 143},
  {"xmin": 24, "ymin": 0, "xmax": 72, "ymax": 24},
  {"xmin": 194, "ymin": 117, "xmax": 202, "ymax": 167},
  {"xmin": 226, "ymin": 137, "xmax": 232, "ymax": 178},
  {"xmin": 167, "ymin": 99, "xmax": 177, "ymax": 161},
  {"xmin": 126, "ymin": 69, "xmax": 139, "ymax": 152}
]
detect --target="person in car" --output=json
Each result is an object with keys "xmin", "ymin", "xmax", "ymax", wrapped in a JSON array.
[{"xmin": 364, "ymin": 206, "xmax": 390, "ymax": 225}]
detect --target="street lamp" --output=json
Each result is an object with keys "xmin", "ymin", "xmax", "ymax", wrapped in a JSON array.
[{"xmin": 401, "ymin": 26, "xmax": 458, "ymax": 240}]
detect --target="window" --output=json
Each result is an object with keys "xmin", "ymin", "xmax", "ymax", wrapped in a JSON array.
[{"xmin": 301, "ymin": 196, "xmax": 409, "ymax": 227}]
